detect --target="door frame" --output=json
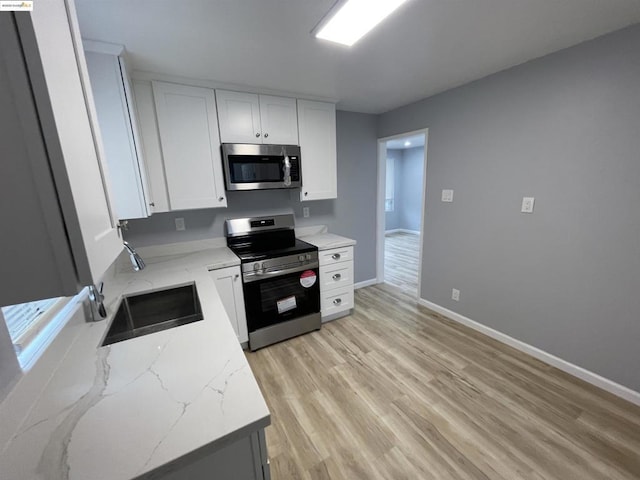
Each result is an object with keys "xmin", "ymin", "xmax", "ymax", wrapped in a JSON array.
[{"xmin": 376, "ymin": 128, "xmax": 429, "ymax": 298}]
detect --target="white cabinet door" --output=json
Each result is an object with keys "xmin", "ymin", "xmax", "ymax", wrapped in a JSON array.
[
  {"xmin": 85, "ymin": 49, "xmax": 151, "ymax": 220},
  {"xmin": 259, "ymin": 95, "xmax": 298, "ymax": 145},
  {"xmin": 132, "ymin": 80, "xmax": 170, "ymax": 213},
  {"xmin": 210, "ymin": 266, "xmax": 248, "ymax": 344},
  {"xmin": 297, "ymin": 100, "xmax": 337, "ymax": 201},
  {"xmin": 30, "ymin": 0, "xmax": 123, "ymax": 286},
  {"xmin": 216, "ymin": 90, "xmax": 261, "ymax": 144},
  {"xmin": 153, "ymin": 81, "xmax": 227, "ymax": 210}
]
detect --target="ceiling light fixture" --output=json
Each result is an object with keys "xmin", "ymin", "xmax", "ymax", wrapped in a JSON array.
[
  {"xmin": 314, "ymin": 0, "xmax": 409, "ymax": 47},
  {"xmin": 404, "ymin": 141, "xmax": 411, "ymax": 147}
]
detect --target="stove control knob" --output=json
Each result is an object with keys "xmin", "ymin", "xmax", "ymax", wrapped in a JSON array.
[
  {"xmin": 305, "ymin": 253, "xmax": 311, "ymax": 260},
  {"xmin": 298, "ymin": 255, "xmax": 305, "ymax": 262},
  {"xmin": 253, "ymin": 262, "xmax": 260, "ymax": 272},
  {"xmin": 262, "ymin": 262, "xmax": 267, "ymax": 270}
]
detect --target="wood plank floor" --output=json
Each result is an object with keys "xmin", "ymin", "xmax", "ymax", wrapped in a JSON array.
[
  {"xmin": 384, "ymin": 232, "xmax": 420, "ymax": 296},
  {"xmin": 246, "ymin": 283, "xmax": 640, "ymax": 480}
]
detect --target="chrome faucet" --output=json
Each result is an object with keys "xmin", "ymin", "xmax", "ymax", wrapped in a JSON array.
[{"xmin": 123, "ymin": 241, "xmax": 145, "ymax": 271}]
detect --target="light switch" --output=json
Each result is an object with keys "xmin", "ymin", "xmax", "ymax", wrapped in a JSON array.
[
  {"xmin": 441, "ymin": 189, "xmax": 454, "ymax": 202},
  {"xmin": 175, "ymin": 217, "xmax": 186, "ymax": 231},
  {"xmin": 521, "ymin": 197, "xmax": 535, "ymax": 213},
  {"xmin": 303, "ymin": 207, "xmax": 310, "ymax": 218}
]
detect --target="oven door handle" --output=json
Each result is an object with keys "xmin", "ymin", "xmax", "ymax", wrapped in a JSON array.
[{"xmin": 243, "ymin": 262, "xmax": 319, "ymax": 283}]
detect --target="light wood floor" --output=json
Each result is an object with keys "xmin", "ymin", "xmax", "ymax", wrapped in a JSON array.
[
  {"xmin": 384, "ymin": 232, "xmax": 420, "ymax": 296},
  {"xmin": 246, "ymin": 283, "xmax": 640, "ymax": 480}
]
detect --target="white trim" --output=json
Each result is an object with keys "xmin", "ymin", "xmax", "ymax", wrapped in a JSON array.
[
  {"xmin": 417, "ymin": 298, "xmax": 640, "ymax": 407},
  {"xmin": 385, "ymin": 229, "xmax": 420, "ymax": 235},
  {"xmin": 354, "ymin": 278, "xmax": 377, "ymax": 289},
  {"xmin": 131, "ymin": 70, "xmax": 338, "ymax": 105},
  {"xmin": 82, "ymin": 39, "xmax": 124, "ymax": 56},
  {"xmin": 377, "ymin": 129, "xmax": 428, "ymax": 297}
]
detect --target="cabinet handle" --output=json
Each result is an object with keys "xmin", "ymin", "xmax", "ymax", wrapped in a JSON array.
[
  {"xmin": 149, "ymin": 202, "xmax": 155, "ymax": 207},
  {"xmin": 332, "ymin": 253, "xmax": 341, "ymax": 260},
  {"xmin": 264, "ymin": 133, "xmax": 269, "ymax": 138},
  {"xmin": 333, "ymin": 298, "xmax": 342, "ymax": 305},
  {"xmin": 304, "ymin": 192, "xmax": 308, "ymax": 196},
  {"xmin": 218, "ymin": 196, "xmax": 224, "ymax": 202},
  {"xmin": 255, "ymin": 133, "xmax": 261, "ymax": 138},
  {"xmin": 234, "ymin": 274, "xmax": 239, "ymax": 280},
  {"xmin": 332, "ymin": 273, "xmax": 341, "ymax": 281}
]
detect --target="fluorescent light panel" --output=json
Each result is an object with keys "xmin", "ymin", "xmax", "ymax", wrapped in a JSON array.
[{"xmin": 315, "ymin": 0, "xmax": 408, "ymax": 47}]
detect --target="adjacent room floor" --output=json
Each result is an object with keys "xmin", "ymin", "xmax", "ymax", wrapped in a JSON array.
[
  {"xmin": 246, "ymin": 284, "xmax": 640, "ymax": 480},
  {"xmin": 384, "ymin": 231, "xmax": 420, "ymax": 296}
]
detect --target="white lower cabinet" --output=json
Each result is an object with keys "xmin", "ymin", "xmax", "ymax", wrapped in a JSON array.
[
  {"xmin": 319, "ymin": 246, "xmax": 354, "ymax": 321},
  {"xmin": 210, "ymin": 266, "xmax": 248, "ymax": 344},
  {"xmin": 157, "ymin": 428, "xmax": 270, "ymax": 480}
]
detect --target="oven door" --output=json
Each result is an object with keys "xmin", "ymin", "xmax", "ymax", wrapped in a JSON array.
[{"xmin": 242, "ymin": 265, "xmax": 320, "ymax": 333}]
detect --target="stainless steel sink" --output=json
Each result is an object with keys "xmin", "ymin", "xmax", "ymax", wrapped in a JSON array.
[{"xmin": 102, "ymin": 283, "xmax": 203, "ymax": 346}]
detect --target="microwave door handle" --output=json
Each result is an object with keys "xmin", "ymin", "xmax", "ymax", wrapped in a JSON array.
[{"xmin": 283, "ymin": 155, "xmax": 291, "ymax": 186}]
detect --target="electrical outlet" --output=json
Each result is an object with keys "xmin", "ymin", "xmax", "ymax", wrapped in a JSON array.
[
  {"xmin": 451, "ymin": 288, "xmax": 460, "ymax": 301},
  {"xmin": 441, "ymin": 189, "xmax": 454, "ymax": 202},
  {"xmin": 521, "ymin": 197, "xmax": 535, "ymax": 213},
  {"xmin": 175, "ymin": 217, "xmax": 185, "ymax": 231},
  {"xmin": 303, "ymin": 207, "xmax": 310, "ymax": 218}
]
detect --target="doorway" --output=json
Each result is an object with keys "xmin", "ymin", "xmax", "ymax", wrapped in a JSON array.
[{"xmin": 376, "ymin": 129, "xmax": 428, "ymax": 298}]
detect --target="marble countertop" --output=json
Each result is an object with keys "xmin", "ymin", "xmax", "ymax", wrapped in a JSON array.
[
  {"xmin": 0, "ymin": 246, "xmax": 269, "ymax": 480},
  {"xmin": 300, "ymin": 233, "xmax": 357, "ymax": 250}
]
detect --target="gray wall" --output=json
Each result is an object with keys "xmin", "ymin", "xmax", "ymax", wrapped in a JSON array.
[
  {"xmin": 396, "ymin": 147, "xmax": 424, "ymax": 232},
  {"xmin": 384, "ymin": 149, "xmax": 402, "ymax": 230},
  {"xmin": 385, "ymin": 147, "xmax": 425, "ymax": 232},
  {"xmin": 0, "ymin": 311, "xmax": 21, "ymax": 402},
  {"xmin": 125, "ymin": 110, "xmax": 379, "ymax": 283},
  {"xmin": 378, "ymin": 24, "xmax": 640, "ymax": 391}
]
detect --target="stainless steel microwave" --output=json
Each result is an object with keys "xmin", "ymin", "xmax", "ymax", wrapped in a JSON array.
[{"xmin": 221, "ymin": 143, "xmax": 301, "ymax": 191}]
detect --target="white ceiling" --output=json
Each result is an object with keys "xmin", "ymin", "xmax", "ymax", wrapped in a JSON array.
[{"xmin": 76, "ymin": 0, "xmax": 640, "ymax": 114}]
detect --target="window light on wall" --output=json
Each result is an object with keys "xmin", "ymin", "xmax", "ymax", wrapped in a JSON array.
[{"xmin": 1, "ymin": 289, "xmax": 87, "ymax": 370}]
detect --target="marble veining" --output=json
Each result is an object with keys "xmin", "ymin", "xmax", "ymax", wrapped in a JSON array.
[
  {"xmin": 0, "ymin": 246, "xmax": 269, "ymax": 480},
  {"xmin": 36, "ymin": 346, "xmax": 111, "ymax": 480}
]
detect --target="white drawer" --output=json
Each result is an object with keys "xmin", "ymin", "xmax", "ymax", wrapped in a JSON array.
[
  {"xmin": 319, "ymin": 246, "xmax": 353, "ymax": 266},
  {"xmin": 320, "ymin": 262, "xmax": 353, "ymax": 292},
  {"xmin": 321, "ymin": 287, "xmax": 354, "ymax": 317}
]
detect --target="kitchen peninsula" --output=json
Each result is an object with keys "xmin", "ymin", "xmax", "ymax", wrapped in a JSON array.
[{"xmin": 0, "ymin": 246, "xmax": 270, "ymax": 480}]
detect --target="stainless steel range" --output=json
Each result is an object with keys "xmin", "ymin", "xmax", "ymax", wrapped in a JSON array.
[{"xmin": 225, "ymin": 214, "xmax": 321, "ymax": 350}]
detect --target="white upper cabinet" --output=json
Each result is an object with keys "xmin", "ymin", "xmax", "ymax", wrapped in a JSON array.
[
  {"xmin": 258, "ymin": 95, "xmax": 299, "ymax": 145},
  {"xmin": 297, "ymin": 100, "xmax": 337, "ymax": 201},
  {"xmin": 0, "ymin": 0, "xmax": 124, "ymax": 305},
  {"xmin": 84, "ymin": 44, "xmax": 153, "ymax": 220},
  {"xmin": 216, "ymin": 90, "xmax": 298, "ymax": 145},
  {"xmin": 215, "ymin": 90, "xmax": 261, "ymax": 144},
  {"xmin": 152, "ymin": 81, "xmax": 227, "ymax": 210}
]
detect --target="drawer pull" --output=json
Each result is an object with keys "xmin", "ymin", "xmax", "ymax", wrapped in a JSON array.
[
  {"xmin": 333, "ymin": 298, "xmax": 342, "ymax": 305},
  {"xmin": 332, "ymin": 273, "xmax": 341, "ymax": 281},
  {"xmin": 331, "ymin": 253, "xmax": 341, "ymax": 260}
]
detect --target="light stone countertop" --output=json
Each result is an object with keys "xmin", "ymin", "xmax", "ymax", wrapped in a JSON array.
[
  {"xmin": 300, "ymin": 233, "xmax": 357, "ymax": 250},
  {"xmin": 0, "ymin": 246, "xmax": 269, "ymax": 480}
]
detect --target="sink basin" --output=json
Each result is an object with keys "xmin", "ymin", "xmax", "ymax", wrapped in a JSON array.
[{"xmin": 102, "ymin": 283, "xmax": 203, "ymax": 346}]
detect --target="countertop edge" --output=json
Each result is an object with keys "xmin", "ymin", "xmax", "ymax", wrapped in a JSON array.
[{"xmin": 137, "ymin": 415, "xmax": 271, "ymax": 480}]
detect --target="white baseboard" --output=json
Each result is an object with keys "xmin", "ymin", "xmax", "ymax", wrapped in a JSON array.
[
  {"xmin": 385, "ymin": 229, "xmax": 420, "ymax": 235},
  {"xmin": 355, "ymin": 278, "xmax": 377, "ymax": 289},
  {"xmin": 418, "ymin": 298, "xmax": 640, "ymax": 407}
]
